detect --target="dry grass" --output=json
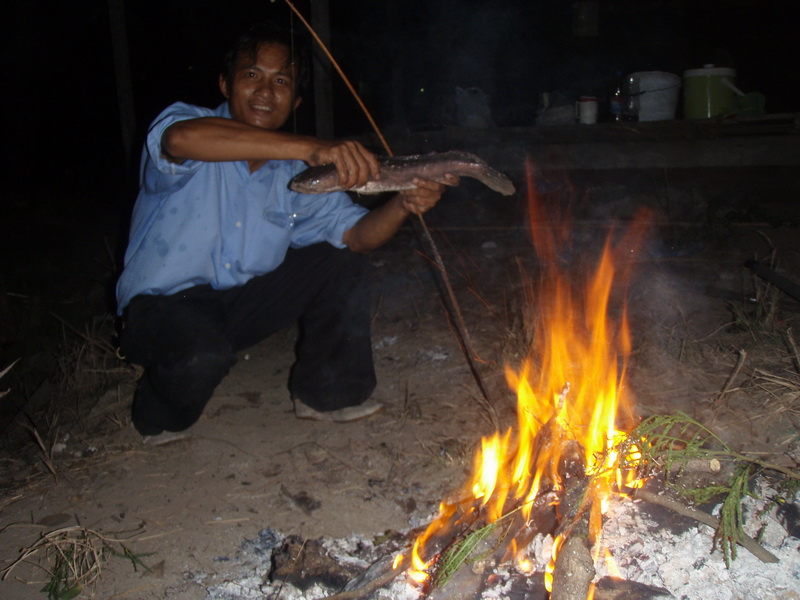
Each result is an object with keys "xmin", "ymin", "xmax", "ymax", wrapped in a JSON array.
[
  {"xmin": 0, "ymin": 360, "xmax": 19, "ymax": 400},
  {"xmin": 728, "ymin": 245, "xmax": 793, "ymax": 341},
  {"xmin": 50, "ymin": 314, "xmax": 139, "ymax": 421},
  {"xmin": 0, "ymin": 525, "xmax": 149, "ymax": 599},
  {"xmin": 1, "ymin": 313, "xmax": 139, "ymax": 495},
  {"xmin": 751, "ymin": 368, "xmax": 800, "ymax": 430}
]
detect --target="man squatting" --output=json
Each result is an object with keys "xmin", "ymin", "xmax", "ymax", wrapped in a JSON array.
[{"xmin": 116, "ymin": 23, "xmax": 459, "ymax": 436}]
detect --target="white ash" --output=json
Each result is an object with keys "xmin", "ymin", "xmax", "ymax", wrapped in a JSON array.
[
  {"xmin": 478, "ymin": 561, "xmax": 544, "ymax": 600},
  {"xmin": 204, "ymin": 574, "xmax": 272, "ymax": 600},
  {"xmin": 203, "ymin": 528, "xmax": 416, "ymax": 600},
  {"xmin": 204, "ymin": 528, "xmax": 285, "ymax": 600},
  {"xmin": 203, "ymin": 481, "xmax": 800, "ymax": 600},
  {"xmin": 586, "ymin": 484, "xmax": 800, "ymax": 600},
  {"xmin": 525, "ymin": 532, "xmax": 555, "ymax": 572},
  {"xmin": 321, "ymin": 534, "xmax": 376, "ymax": 569},
  {"xmin": 366, "ymin": 575, "xmax": 425, "ymax": 600}
]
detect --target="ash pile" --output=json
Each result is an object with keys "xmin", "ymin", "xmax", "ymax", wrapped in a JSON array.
[{"xmin": 199, "ymin": 476, "xmax": 799, "ymax": 600}]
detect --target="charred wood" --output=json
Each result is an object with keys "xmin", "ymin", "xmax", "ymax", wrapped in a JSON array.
[
  {"xmin": 593, "ymin": 576, "xmax": 673, "ymax": 599},
  {"xmin": 550, "ymin": 533, "xmax": 595, "ymax": 600},
  {"xmin": 271, "ymin": 536, "xmax": 361, "ymax": 592},
  {"xmin": 549, "ymin": 471, "xmax": 596, "ymax": 600}
]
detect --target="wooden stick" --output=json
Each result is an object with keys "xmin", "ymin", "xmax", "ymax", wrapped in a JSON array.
[
  {"xmin": 281, "ymin": 0, "xmax": 392, "ymax": 156},
  {"xmin": 415, "ymin": 216, "xmax": 500, "ymax": 428},
  {"xmin": 282, "ymin": 0, "xmax": 499, "ymax": 424},
  {"xmin": 551, "ymin": 533, "xmax": 595, "ymax": 600},
  {"xmin": 318, "ymin": 563, "xmax": 404, "ymax": 600},
  {"xmin": 786, "ymin": 327, "xmax": 800, "ymax": 375},
  {"xmin": 715, "ymin": 348, "xmax": 747, "ymax": 405},
  {"xmin": 635, "ymin": 488, "xmax": 779, "ymax": 564},
  {"xmin": 549, "ymin": 469, "xmax": 595, "ymax": 600}
]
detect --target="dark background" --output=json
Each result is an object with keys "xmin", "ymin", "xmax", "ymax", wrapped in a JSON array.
[{"xmin": 7, "ymin": 0, "xmax": 799, "ymax": 209}]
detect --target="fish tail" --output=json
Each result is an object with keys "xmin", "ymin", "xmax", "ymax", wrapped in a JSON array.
[{"xmin": 476, "ymin": 166, "xmax": 516, "ymax": 196}]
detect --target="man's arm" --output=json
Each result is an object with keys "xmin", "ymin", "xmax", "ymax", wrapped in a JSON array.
[
  {"xmin": 342, "ymin": 175, "xmax": 458, "ymax": 253},
  {"xmin": 162, "ymin": 117, "xmax": 379, "ymax": 189}
]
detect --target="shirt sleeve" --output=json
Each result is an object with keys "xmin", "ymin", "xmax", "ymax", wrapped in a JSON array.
[
  {"xmin": 280, "ymin": 162, "xmax": 369, "ymax": 249},
  {"xmin": 291, "ymin": 191, "xmax": 369, "ymax": 249},
  {"xmin": 140, "ymin": 102, "xmax": 216, "ymax": 194}
]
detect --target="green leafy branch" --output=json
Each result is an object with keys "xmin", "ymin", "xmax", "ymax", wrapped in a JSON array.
[
  {"xmin": 623, "ymin": 412, "xmax": 798, "ymax": 566},
  {"xmin": 430, "ymin": 519, "xmax": 499, "ymax": 590}
]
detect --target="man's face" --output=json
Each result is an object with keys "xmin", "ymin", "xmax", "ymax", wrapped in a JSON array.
[{"xmin": 219, "ymin": 42, "xmax": 301, "ymax": 130}]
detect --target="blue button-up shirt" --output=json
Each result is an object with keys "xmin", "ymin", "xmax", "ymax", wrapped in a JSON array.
[{"xmin": 116, "ymin": 102, "xmax": 368, "ymax": 313}]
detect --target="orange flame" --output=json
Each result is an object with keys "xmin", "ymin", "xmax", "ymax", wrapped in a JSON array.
[{"xmin": 401, "ymin": 160, "xmax": 649, "ymax": 593}]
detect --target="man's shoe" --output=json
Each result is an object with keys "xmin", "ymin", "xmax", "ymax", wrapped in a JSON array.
[
  {"xmin": 294, "ymin": 399, "xmax": 384, "ymax": 422},
  {"xmin": 142, "ymin": 430, "xmax": 191, "ymax": 446}
]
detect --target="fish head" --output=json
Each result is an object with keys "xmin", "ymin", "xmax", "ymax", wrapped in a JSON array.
[{"xmin": 289, "ymin": 166, "xmax": 341, "ymax": 194}]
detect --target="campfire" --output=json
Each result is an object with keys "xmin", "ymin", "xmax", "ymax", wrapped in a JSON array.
[
  {"xmin": 392, "ymin": 165, "xmax": 650, "ymax": 600},
  {"xmin": 201, "ymin": 165, "xmax": 799, "ymax": 600}
]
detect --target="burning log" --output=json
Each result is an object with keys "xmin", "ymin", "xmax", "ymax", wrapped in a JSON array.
[
  {"xmin": 547, "ymin": 440, "xmax": 601, "ymax": 600},
  {"xmin": 411, "ymin": 488, "xmax": 557, "ymax": 594},
  {"xmin": 321, "ymin": 433, "xmax": 624, "ymax": 600},
  {"xmin": 547, "ymin": 498, "xmax": 593, "ymax": 598},
  {"xmin": 550, "ymin": 534, "xmax": 594, "ymax": 600},
  {"xmin": 327, "ymin": 189, "xmax": 655, "ymax": 599}
]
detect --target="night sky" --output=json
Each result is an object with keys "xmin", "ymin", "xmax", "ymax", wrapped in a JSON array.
[{"xmin": 7, "ymin": 0, "xmax": 799, "ymax": 208}]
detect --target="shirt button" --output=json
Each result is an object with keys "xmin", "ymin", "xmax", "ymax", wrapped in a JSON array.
[
  {"xmin": 235, "ymin": 221, "xmax": 242, "ymax": 228},
  {"xmin": 224, "ymin": 262, "xmax": 231, "ymax": 270}
]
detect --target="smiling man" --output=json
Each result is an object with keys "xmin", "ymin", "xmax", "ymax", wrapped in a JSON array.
[{"xmin": 116, "ymin": 23, "xmax": 457, "ymax": 438}]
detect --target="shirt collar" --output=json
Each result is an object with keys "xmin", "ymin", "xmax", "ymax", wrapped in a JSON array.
[{"xmin": 214, "ymin": 102, "xmax": 232, "ymax": 119}]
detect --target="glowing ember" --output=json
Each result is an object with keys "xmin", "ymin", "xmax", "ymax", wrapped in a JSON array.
[{"xmin": 399, "ymin": 161, "xmax": 650, "ymax": 595}]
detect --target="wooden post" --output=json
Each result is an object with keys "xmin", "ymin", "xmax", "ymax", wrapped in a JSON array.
[
  {"xmin": 310, "ymin": 0, "xmax": 334, "ymax": 139},
  {"xmin": 107, "ymin": 0, "xmax": 136, "ymax": 171}
]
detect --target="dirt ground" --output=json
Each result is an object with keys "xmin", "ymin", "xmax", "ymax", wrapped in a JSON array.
[{"xmin": 1, "ymin": 196, "xmax": 799, "ymax": 599}]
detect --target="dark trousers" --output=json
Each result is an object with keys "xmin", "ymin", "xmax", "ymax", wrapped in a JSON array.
[{"xmin": 119, "ymin": 244, "xmax": 376, "ymax": 435}]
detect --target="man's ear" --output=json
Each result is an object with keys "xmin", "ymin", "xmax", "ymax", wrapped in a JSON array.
[{"xmin": 219, "ymin": 74, "xmax": 230, "ymax": 99}]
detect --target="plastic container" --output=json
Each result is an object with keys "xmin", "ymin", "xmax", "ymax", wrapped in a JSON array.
[
  {"xmin": 630, "ymin": 71, "xmax": 681, "ymax": 121},
  {"xmin": 683, "ymin": 65, "xmax": 737, "ymax": 119}
]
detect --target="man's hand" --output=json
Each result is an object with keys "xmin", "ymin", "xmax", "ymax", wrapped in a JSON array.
[
  {"xmin": 306, "ymin": 140, "xmax": 381, "ymax": 190},
  {"xmin": 395, "ymin": 175, "xmax": 459, "ymax": 216},
  {"xmin": 342, "ymin": 174, "xmax": 459, "ymax": 253}
]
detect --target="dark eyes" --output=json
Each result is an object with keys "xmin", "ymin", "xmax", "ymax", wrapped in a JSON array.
[{"xmin": 240, "ymin": 71, "xmax": 291, "ymax": 86}]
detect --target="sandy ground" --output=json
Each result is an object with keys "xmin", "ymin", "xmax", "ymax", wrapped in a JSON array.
[{"xmin": 1, "ymin": 218, "xmax": 799, "ymax": 599}]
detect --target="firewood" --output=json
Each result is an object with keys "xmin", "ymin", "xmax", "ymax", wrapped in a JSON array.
[
  {"xmin": 318, "ymin": 561, "xmax": 404, "ymax": 600},
  {"xmin": 550, "ymin": 533, "xmax": 595, "ymax": 600},
  {"xmin": 635, "ymin": 488, "xmax": 779, "ymax": 563},
  {"xmin": 548, "ymin": 466, "xmax": 596, "ymax": 600}
]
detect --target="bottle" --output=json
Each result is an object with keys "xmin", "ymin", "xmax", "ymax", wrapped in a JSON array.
[
  {"xmin": 622, "ymin": 75, "xmax": 639, "ymax": 122},
  {"xmin": 610, "ymin": 70, "xmax": 625, "ymax": 122}
]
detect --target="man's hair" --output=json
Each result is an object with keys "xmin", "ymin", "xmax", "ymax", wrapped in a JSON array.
[{"xmin": 221, "ymin": 22, "xmax": 311, "ymax": 93}]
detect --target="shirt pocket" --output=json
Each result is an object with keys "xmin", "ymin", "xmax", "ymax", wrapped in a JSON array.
[{"xmin": 230, "ymin": 210, "xmax": 290, "ymax": 278}]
